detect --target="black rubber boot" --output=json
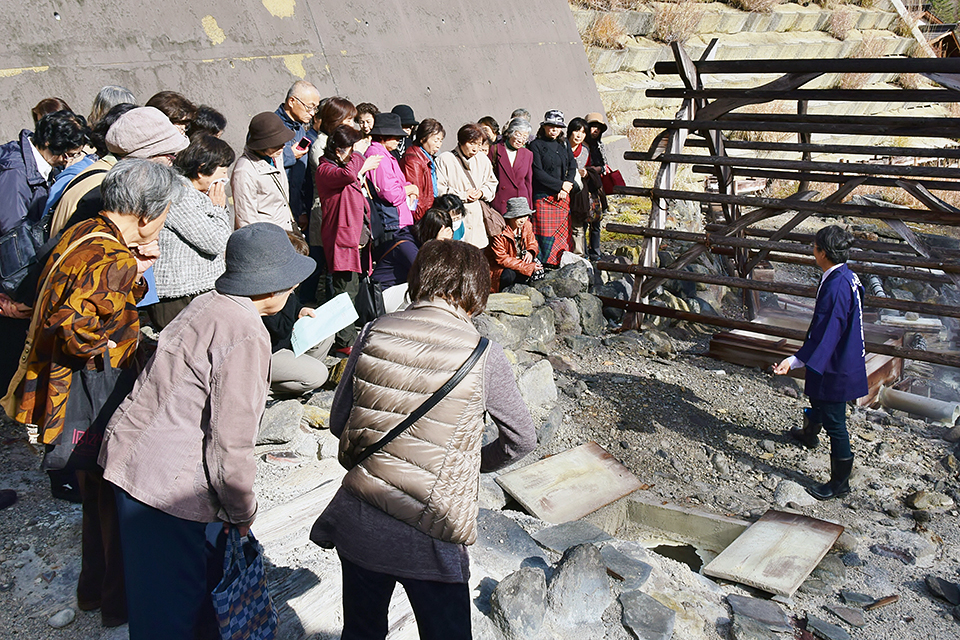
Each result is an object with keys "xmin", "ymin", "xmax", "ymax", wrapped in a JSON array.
[
  {"xmin": 807, "ymin": 456, "xmax": 853, "ymax": 501},
  {"xmin": 788, "ymin": 408, "xmax": 822, "ymax": 449}
]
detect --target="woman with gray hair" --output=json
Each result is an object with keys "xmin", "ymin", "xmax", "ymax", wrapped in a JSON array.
[
  {"xmin": 88, "ymin": 85, "xmax": 137, "ymax": 128},
  {"xmin": 9, "ymin": 158, "xmax": 183, "ymax": 629},
  {"xmin": 489, "ymin": 118, "xmax": 533, "ymax": 215}
]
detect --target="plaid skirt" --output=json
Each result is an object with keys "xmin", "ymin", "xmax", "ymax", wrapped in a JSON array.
[{"xmin": 532, "ymin": 195, "xmax": 570, "ymax": 266}]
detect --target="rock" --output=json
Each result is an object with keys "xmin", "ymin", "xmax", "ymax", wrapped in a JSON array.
[
  {"xmin": 944, "ymin": 425, "xmax": 960, "ymax": 443},
  {"xmin": 926, "ymin": 575, "xmax": 960, "ymax": 605},
  {"xmin": 726, "ymin": 594, "xmax": 791, "ymax": 632},
  {"xmin": 548, "ymin": 298, "xmax": 581, "ymax": 335},
  {"xmin": 301, "ymin": 404, "xmax": 328, "ymax": 429},
  {"xmin": 533, "ymin": 283, "xmax": 555, "ymax": 299},
  {"xmin": 489, "ymin": 567, "xmax": 547, "ymax": 640},
  {"xmin": 479, "ymin": 474, "xmax": 507, "ymax": 510},
  {"xmin": 473, "ymin": 510, "xmax": 551, "ymax": 579},
  {"xmin": 263, "ymin": 451, "xmax": 305, "ymax": 466},
  {"xmin": 523, "ymin": 307, "xmax": 556, "ymax": 351},
  {"xmin": 839, "ymin": 590, "xmax": 874, "ymax": 607},
  {"xmin": 599, "ymin": 545, "xmax": 652, "ymax": 590},
  {"xmin": 806, "ymin": 615, "xmax": 850, "ymax": 640},
  {"xmin": 620, "ymin": 590, "xmax": 676, "ymax": 640},
  {"xmin": 533, "ymin": 520, "xmax": 612, "ymax": 554},
  {"xmin": 760, "ymin": 439, "xmax": 776, "ymax": 453},
  {"xmin": 825, "ymin": 605, "xmax": 865, "ymax": 627},
  {"xmin": 47, "ymin": 608, "xmax": 75, "ymax": 629},
  {"xmin": 834, "ymin": 532, "xmax": 858, "ymax": 553},
  {"xmin": 318, "ymin": 431, "xmax": 340, "ymax": 460},
  {"xmin": 546, "ymin": 544, "xmax": 611, "ymax": 629},
  {"xmin": 564, "ymin": 335, "xmax": 601, "ymax": 351},
  {"xmin": 542, "ymin": 276, "xmax": 584, "ymax": 298},
  {"xmin": 504, "ymin": 284, "xmax": 545, "ymax": 307},
  {"xmin": 772, "ymin": 480, "xmax": 817, "ymax": 508},
  {"xmin": 906, "ymin": 490, "xmax": 954, "ymax": 510},
  {"xmin": 731, "ymin": 615, "xmax": 788, "ymax": 640},
  {"xmin": 548, "ymin": 260, "xmax": 591, "ymax": 288},
  {"xmin": 637, "ymin": 329, "xmax": 675, "ymax": 357},
  {"xmin": 536, "ymin": 404, "xmax": 564, "ymax": 446},
  {"xmin": 941, "ymin": 453, "xmax": 959, "ymax": 476},
  {"xmin": 474, "ymin": 314, "xmax": 516, "ymax": 349},
  {"xmin": 870, "ymin": 544, "xmax": 915, "ymax": 565},
  {"xmin": 305, "ymin": 389, "xmax": 335, "ymax": 409},
  {"xmin": 840, "ymin": 552, "xmax": 864, "ymax": 567},
  {"xmin": 574, "ymin": 293, "xmax": 604, "ymax": 336},
  {"xmin": 487, "ymin": 292, "xmax": 534, "ymax": 316},
  {"xmin": 711, "ymin": 452, "xmax": 731, "ymax": 477},
  {"xmin": 257, "ymin": 400, "xmax": 305, "ymax": 445},
  {"xmin": 517, "ymin": 360, "xmax": 557, "ymax": 409}
]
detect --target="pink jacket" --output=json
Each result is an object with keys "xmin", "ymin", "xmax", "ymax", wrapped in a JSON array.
[
  {"xmin": 316, "ymin": 154, "xmax": 371, "ymax": 274},
  {"xmin": 365, "ymin": 141, "xmax": 413, "ymax": 228}
]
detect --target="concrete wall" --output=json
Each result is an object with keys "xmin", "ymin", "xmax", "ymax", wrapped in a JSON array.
[{"xmin": 0, "ymin": 0, "xmax": 606, "ymax": 157}]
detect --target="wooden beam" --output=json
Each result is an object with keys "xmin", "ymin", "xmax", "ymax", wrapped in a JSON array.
[
  {"xmin": 596, "ymin": 263, "xmax": 960, "ymax": 318},
  {"xmin": 645, "ymin": 88, "xmax": 960, "ymax": 102},
  {"xmin": 681, "ymin": 137, "xmax": 960, "ymax": 160},
  {"xmin": 598, "ymin": 297, "xmax": 960, "ymax": 368},
  {"xmin": 689, "ymin": 166, "xmax": 960, "ymax": 192},
  {"xmin": 652, "ymin": 58, "xmax": 960, "ymax": 75},
  {"xmin": 615, "ymin": 186, "xmax": 960, "ymax": 225},
  {"xmin": 630, "ymin": 117, "xmax": 960, "ymax": 138}
]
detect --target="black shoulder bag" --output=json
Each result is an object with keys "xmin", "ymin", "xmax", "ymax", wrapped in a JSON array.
[{"xmin": 350, "ymin": 337, "xmax": 489, "ymax": 469}]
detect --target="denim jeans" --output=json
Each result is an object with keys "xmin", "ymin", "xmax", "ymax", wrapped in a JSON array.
[{"xmin": 809, "ymin": 399, "xmax": 852, "ymax": 459}]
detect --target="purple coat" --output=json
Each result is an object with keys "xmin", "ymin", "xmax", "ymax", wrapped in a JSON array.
[
  {"xmin": 489, "ymin": 142, "xmax": 533, "ymax": 214},
  {"xmin": 795, "ymin": 264, "xmax": 868, "ymax": 402}
]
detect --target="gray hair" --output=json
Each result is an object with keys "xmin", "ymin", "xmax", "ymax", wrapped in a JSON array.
[
  {"xmin": 510, "ymin": 108, "xmax": 531, "ymax": 121},
  {"xmin": 101, "ymin": 159, "xmax": 183, "ymax": 221},
  {"xmin": 503, "ymin": 118, "xmax": 533, "ymax": 139},
  {"xmin": 89, "ymin": 85, "xmax": 136, "ymax": 127},
  {"xmin": 285, "ymin": 80, "xmax": 318, "ymax": 101}
]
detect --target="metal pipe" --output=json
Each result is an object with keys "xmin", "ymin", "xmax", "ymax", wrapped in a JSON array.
[{"xmin": 879, "ymin": 386, "xmax": 960, "ymax": 425}]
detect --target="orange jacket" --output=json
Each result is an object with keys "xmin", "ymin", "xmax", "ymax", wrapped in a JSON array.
[{"xmin": 487, "ymin": 220, "xmax": 539, "ymax": 292}]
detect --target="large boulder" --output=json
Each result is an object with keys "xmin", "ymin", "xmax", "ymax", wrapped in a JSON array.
[
  {"xmin": 546, "ymin": 544, "xmax": 612, "ymax": 630},
  {"xmin": 474, "ymin": 314, "xmax": 517, "ymax": 349},
  {"xmin": 548, "ymin": 298, "xmax": 581, "ymax": 335},
  {"xmin": 489, "ymin": 567, "xmax": 547, "ymax": 640},
  {"xmin": 486, "ymin": 292, "xmax": 534, "ymax": 317},
  {"xmin": 504, "ymin": 283, "xmax": 546, "ymax": 307},
  {"xmin": 257, "ymin": 400, "xmax": 304, "ymax": 445},
  {"xmin": 620, "ymin": 590, "xmax": 676, "ymax": 640},
  {"xmin": 522, "ymin": 307, "xmax": 556, "ymax": 352},
  {"xmin": 575, "ymin": 293, "xmax": 605, "ymax": 336},
  {"xmin": 518, "ymin": 360, "xmax": 558, "ymax": 409}
]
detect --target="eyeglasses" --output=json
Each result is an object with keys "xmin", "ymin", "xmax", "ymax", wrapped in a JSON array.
[{"xmin": 292, "ymin": 96, "xmax": 319, "ymax": 114}]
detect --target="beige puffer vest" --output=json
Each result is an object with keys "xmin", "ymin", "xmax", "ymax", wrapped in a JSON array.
[{"xmin": 339, "ymin": 299, "xmax": 489, "ymax": 545}]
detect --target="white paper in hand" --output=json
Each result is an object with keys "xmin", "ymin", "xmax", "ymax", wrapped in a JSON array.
[{"xmin": 291, "ymin": 293, "xmax": 359, "ymax": 357}]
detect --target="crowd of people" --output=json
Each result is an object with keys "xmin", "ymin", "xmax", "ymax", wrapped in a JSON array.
[{"xmin": 0, "ymin": 81, "xmax": 625, "ymax": 639}]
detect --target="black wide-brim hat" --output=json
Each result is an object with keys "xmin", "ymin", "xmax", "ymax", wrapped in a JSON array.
[
  {"xmin": 391, "ymin": 104, "xmax": 419, "ymax": 128},
  {"xmin": 216, "ymin": 223, "xmax": 316, "ymax": 297},
  {"xmin": 370, "ymin": 112, "xmax": 408, "ymax": 138}
]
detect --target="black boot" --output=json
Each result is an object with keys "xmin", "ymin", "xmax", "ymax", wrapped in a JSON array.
[
  {"xmin": 788, "ymin": 408, "xmax": 821, "ymax": 449},
  {"xmin": 807, "ymin": 456, "xmax": 853, "ymax": 501}
]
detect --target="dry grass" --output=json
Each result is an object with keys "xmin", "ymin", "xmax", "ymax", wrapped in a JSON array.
[
  {"xmin": 894, "ymin": 10, "xmax": 922, "ymax": 38},
  {"xmin": 627, "ymin": 126, "xmax": 663, "ymax": 185},
  {"xmin": 651, "ymin": 0, "xmax": 705, "ymax": 44},
  {"xmin": 725, "ymin": 101, "xmax": 795, "ymax": 144},
  {"xmin": 827, "ymin": 6, "xmax": 856, "ymax": 40},
  {"xmin": 727, "ymin": 0, "xmax": 788, "ymax": 12},
  {"xmin": 893, "ymin": 73, "xmax": 929, "ymax": 90},
  {"xmin": 570, "ymin": 0, "xmax": 635, "ymax": 9},
  {"xmin": 582, "ymin": 13, "xmax": 628, "ymax": 49},
  {"xmin": 837, "ymin": 35, "xmax": 888, "ymax": 89}
]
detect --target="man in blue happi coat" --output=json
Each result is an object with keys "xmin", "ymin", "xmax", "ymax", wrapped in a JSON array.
[{"xmin": 774, "ymin": 225, "xmax": 867, "ymax": 500}]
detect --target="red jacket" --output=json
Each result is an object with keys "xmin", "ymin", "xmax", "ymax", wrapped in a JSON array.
[
  {"xmin": 489, "ymin": 142, "xmax": 533, "ymax": 215},
  {"xmin": 486, "ymin": 220, "xmax": 539, "ymax": 292},
  {"xmin": 401, "ymin": 146, "xmax": 434, "ymax": 221},
  {"xmin": 316, "ymin": 154, "xmax": 370, "ymax": 274}
]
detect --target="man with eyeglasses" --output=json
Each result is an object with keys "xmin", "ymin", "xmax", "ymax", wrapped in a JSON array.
[{"xmin": 275, "ymin": 81, "xmax": 321, "ymax": 231}]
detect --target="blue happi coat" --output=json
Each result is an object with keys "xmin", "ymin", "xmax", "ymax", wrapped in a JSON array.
[{"xmin": 795, "ymin": 263, "xmax": 868, "ymax": 402}]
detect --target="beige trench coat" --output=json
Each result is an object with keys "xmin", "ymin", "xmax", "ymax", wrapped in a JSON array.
[{"xmin": 435, "ymin": 149, "xmax": 498, "ymax": 249}]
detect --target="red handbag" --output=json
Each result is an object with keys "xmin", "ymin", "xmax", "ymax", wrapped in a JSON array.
[{"xmin": 600, "ymin": 169, "xmax": 625, "ymax": 195}]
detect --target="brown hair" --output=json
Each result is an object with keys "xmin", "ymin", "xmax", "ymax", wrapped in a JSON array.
[
  {"xmin": 457, "ymin": 123, "xmax": 485, "ymax": 147},
  {"xmin": 323, "ymin": 124, "xmax": 364, "ymax": 161},
  {"xmin": 286, "ymin": 230, "xmax": 310, "ymax": 256},
  {"xmin": 32, "ymin": 98, "xmax": 72, "ymax": 127},
  {"xmin": 408, "ymin": 240, "xmax": 489, "ymax": 316},
  {"xmin": 356, "ymin": 102, "xmax": 379, "ymax": 118},
  {"xmin": 319, "ymin": 97, "xmax": 358, "ymax": 136},
  {"xmin": 146, "ymin": 91, "xmax": 198, "ymax": 126},
  {"xmin": 415, "ymin": 118, "xmax": 445, "ymax": 146}
]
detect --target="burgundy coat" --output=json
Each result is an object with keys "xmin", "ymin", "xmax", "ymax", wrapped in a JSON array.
[
  {"xmin": 489, "ymin": 142, "xmax": 533, "ymax": 215},
  {"xmin": 401, "ymin": 146, "xmax": 434, "ymax": 221},
  {"xmin": 316, "ymin": 154, "xmax": 370, "ymax": 274}
]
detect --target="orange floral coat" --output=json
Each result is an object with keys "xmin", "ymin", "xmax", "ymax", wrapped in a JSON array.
[{"xmin": 15, "ymin": 215, "xmax": 144, "ymax": 445}]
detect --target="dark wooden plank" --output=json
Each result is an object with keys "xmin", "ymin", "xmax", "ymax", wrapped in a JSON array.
[
  {"xmin": 624, "ymin": 152, "xmax": 960, "ymax": 179},
  {"xmin": 682, "ymin": 137, "xmax": 960, "ymax": 160},
  {"xmin": 646, "ymin": 88, "xmax": 960, "ymax": 102},
  {"xmin": 630, "ymin": 117, "xmax": 960, "ymax": 138},
  {"xmin": 614, "ymin": 186, "xmax": 960, "ymax": 225},
  {"xmin": 597, "ymin": 263, "xmax": 960, "ymax": 318},
  {"xmin": 689, "ymin": 166, "xmax": 960, "ymax": 192},
  {"xmin": 652, "ymin": 57, "xmax": 960, "ymax": 75},
  {"xmin": 597, "ymin": 297, "xmax": 960, "ymax": 368}
]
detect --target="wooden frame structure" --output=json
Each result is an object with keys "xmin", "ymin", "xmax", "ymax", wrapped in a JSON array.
[{"xmin": 598, "ymin": 42, "xmax": 960, "ymax": 369}]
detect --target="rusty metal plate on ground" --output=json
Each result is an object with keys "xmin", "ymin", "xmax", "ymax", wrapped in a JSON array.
[
  {"xmin": 495, "ymin": 441, "xmax": 643, "ymax": 524},
  {"xmin": 703, "ymin": 509, "xmax": 844, "ymax": 597}
]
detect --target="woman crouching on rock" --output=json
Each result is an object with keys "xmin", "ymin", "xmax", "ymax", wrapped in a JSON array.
[{"xmin": 311, "ymin": 239, "xmax": 537, "ymax": 640}]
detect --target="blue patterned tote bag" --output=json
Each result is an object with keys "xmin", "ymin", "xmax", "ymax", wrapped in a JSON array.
[{"xmin": 212, "ymin": 528, "xmax": 278, "ymax": 640}]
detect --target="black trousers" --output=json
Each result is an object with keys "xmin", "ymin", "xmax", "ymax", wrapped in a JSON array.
[
  {"xmin": 114, "ymin": 487, "xmax": 224, "ymax": 640},
  {"xmin": 339, "ymin": 554, "xmax": 471, "ymax": 640},
  {"xmin": 809, "ymin": 399, "xmax": 851, "ymax": 459},
  {"xmin": 499, "ymin": 268, "xmax": 531, "ymax": 291}
]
